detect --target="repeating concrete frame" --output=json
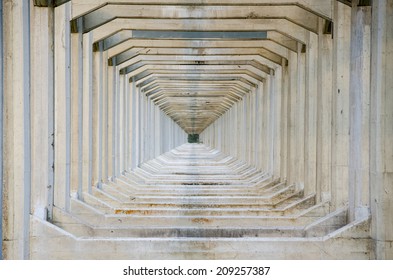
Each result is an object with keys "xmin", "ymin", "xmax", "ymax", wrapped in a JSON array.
[{"xmin": 2, "ymin": 0, "xmax": 392, "ymax": 260}]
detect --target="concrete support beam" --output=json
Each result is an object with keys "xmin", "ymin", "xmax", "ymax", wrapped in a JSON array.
[
  {"xmin": 295, "ymin": 44, "xmax": 306, "ymax": 185},
  {"xmin": 2, "ymin": 0, "xmax": 31, "ymax": 259},
  {"xmin": 287, "ymin": 51, "xmax": 298, "ymax": 184},
  {"xmin": 316, "ymin": 18, "xmax": 333, "ymax": 203},
  {"xmin": 349, "ymin": 2, "xmax": 371, "ymax": 220},
  {"xmin": 74, "ymin": 5, "xmax": 319, "ymax": 34},
  {"xmin": 280, "ymin": 61, "xmax": 289, "ymax": 181},
  {"xmin": 54, "ymin": 3, "xmax": 72, "ymax": 211},
  {"xmin": 331, "ymin": 1, "xmax": 351, "ymax": 209},
  {"xmin": 272, "ymin": 68, "xmax": 282, "ymax": 179},
  {"xmin": 0, "ymin": 0, "xmax": 3, "ymax": 260},
  {"xmin": 71, "ymin": 0, "xmax": 333, "ymax": 20},
  {"xmin": 81, "ymin": 32, "xmax": 93, "ymax": 193},
  {"xmin": 304, "ymin": 32, "xmax": 318, "ymax": 198},
  {"xmin": 30, "ymin": 0, "xmax": 55, "ymax": 220},
  {"xmin": 370, "ymin": 0, "xmax": 393, "ymax": 259},
  {"xmin": 91, "ymin": 19, "xmax": 308, "ymax": 45},
  {"xmin": 92, "ymin": 42, "xmax": 102, "ymax": 188}
]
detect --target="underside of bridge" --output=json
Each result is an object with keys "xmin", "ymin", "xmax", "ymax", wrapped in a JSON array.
[{"xmin": 1, "ymin": 0, "xmax": 393, "ymax": 259}]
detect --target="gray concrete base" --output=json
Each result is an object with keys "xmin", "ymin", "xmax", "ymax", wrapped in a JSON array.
[{"xmin": 31, "ymin": 216, "xmax": 372, "ymax": 259}]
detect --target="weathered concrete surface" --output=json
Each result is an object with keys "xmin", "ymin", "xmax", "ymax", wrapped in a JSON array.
[
  {"xmin": 1, "ymin": 0, "xmax": 392, "ymax": 259},
  {"xmin": 30, "ymin": 144, "xmax": 371, "ymax": 259},
  {"xmin": 370, "ymin": 0, "xmax": 393, "ymax": 260}
]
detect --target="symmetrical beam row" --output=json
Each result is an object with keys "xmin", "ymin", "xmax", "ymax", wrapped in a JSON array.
[{"xmin": 0, "ymin": 0, "xmax": 392, "ymax": 259}]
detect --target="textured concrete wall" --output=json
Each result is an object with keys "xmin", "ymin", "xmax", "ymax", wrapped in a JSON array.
[{"xmin": 1, "ymin": 0, "xmax": 393, "ymax": 259}]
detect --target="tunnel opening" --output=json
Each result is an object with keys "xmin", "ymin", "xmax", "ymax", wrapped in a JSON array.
[{"xmin": 188, "ymin": 134, "xmax": 199, "ymax": 143}]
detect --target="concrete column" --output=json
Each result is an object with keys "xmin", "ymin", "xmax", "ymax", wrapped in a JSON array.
[
  {"xmin": 280, "ymin": 60, "xmax": 289, "ymax": 181},
  {"xmin": 54, "ymin": 2, "xmax": 71, "ymax": 210},
  {"xmin": 2, "ymin": 0, "xmax": 31, "ymax": 259},
  {"xmin": 30, "ymin": 2, "xmax": 55, "ymax": 220},
  {"xmin": 147, "ymin": 97, "xmax": 152, "ymax": 160},
  {"xmin": 262, "ymin": 82, "xmax": 269, "ymax": 171},
  {"xmin": 349, "ymin": 1, "xmax": 371, "ymax": 221},
  {"xmin": 316, "ymin": 18, "xmax": 333, "ymax": 203},
  {"xmin": 257, "ymin": 82, "xmax": 264, "ymax": 171},
  {"xmin": 98, "ymin": 42, "xmax": 105, "ymax": 186},
  {"xmin": 304, "ymin": 33, "xmax": 318, "ymax": 196},
  {"xmin": 251, "ymin": 90, "xmax": 256, "ymax": 165},
  {"xmin": 370, "ymin": 0, "xmax": 393, "ymax": 259},
  {"xmin": 140, "ymin": 92, "xmax": 146, "ymax": 163},
  {"xmin": 102, "ymin": 48, "xmax": 109, "ymax": 180},
  {"xmin": 0, "ymin": 0, "xmax": 3, "ymax": 260},
  {"xmin": 246, "ymin": 93, "xmax": 251, "ymax": 163},
  {"xmin": 287, "ymin": 51, "xmax": 297, "ymax": 183},
  {"xmin": 92, "ymin": 43, "xmax": 103, "ymax": 188},
  {"xmin": 82, "ymin": 32, "xmax": 93, "ymax": 193},
  {"xmin": 118, "ymin": 74, "xmax": 124, "ymax": 172},
  {"xmin": 131, "ymin": 78, "xmax": 138, "ymax": 169},
  {"xmin": 295, "ymin": 43, "xmax": 306, "ymax": 185},
  {"xmin": 115, "ymin": 69, "xmax": 120, "ymax": 176},
  {"xmin": 331, "ymin": 2, "xmax": 351, "ymax": 208},
  {"xmin": 134, "ymin": 87, "xmax": 142, "ymax": 164},
  {"xmin": 273, "ymin": 67, "xmax": 282, "ymax": 178},
  {"xmin": 254, "ymin": 86, "xmax": 260, "ymax": 169},
  {"xmin": 106, "ymin": 62, "xmax": 114, "ymax": 179},
  {"xmin": 123, "ymin": 74, "xmax": 128, "ymax": 170},
  {"xmin": 242, "ymin": 97, "xmax": 247, "ymax": 162},
  {"xmin": 70, "ymin": 22, "xmax": 82, "ymax": 197},
  {"xmin": 125, "ymin": 78, "xmax": 131, "ymax": 169},
  {"xmin": 269, "ymin": 70, "xmax": 276, "ymax": 176},
  {"xmin": 75, "ymin": 18, "xmax": 84, "ymax": 198},
  {"xmin": 111, "ymin": 61, "xmax": 116, "ymax": 178},
  {"xmin": 154, "ymin": 103, "xmax": 160, "ymax": 157}
]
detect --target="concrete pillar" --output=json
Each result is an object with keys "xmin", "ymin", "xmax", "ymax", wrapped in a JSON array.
[
  {"xmin": 54, "ymin": 2, "xmax": 71, "ymax": 210},
  {"xmin": 273, "ymin": 67, "xmax": 282, "ymax": 178},
  {"xmin": 280, "ymin": 60, "xmax": 289, "ymax": 181},
  {"xmin": 255, "ymin": 84, "xmax": 261, "ymax": 170},
  {"xmin": 115, "ymin": 68, "xmax": 120, "ymax": 176},
  {"xmin": 131, "ymin": 78, "xmax": 138, "ymax": 169},
  {"xmin": 72, "ymin": 18, "xmax": 85, "ymax": 199},
  {"xmin": 70, "ymin": 21, "xmax": 82, "ymax": 197},
  {"xmin": 304, "ymin": 33, "xmax": 318, "ymax": 197},
  {"xmin": 262, "ymin": 81, "xmax": 269, "ymax": 171},
  {"xmin": 118, "ymin": 74, "xmax": 124, "ymax": 172},
  {"xmin": 139, "ymin": 89, "xmax": 145, "ymax": 164},
  {"xmin": 349, "ymin": 1, "xmax": 371, "ymax": 220},
  {"xmin": 154, "ymin": 104, "xmax": 160, "ymax": 157},
  {"xmin": 295, "ymin": 43, "xmax": 306, "ymax": 185},
  {"xmin": 30, "ymin": 2, "xmax": 55, "ymax": 221},
  {"xmin": 101, "ymin": 48, "xmax": 109, "ymax": 180},
  {"xmin": 92, "ymin": 43, "xmax": 103, "ymax": 188},
  {"xmin": 316, "ymin": 18, "xmax": 333, "ymax": 203},
  {"xmin": 107, "ymin": 62, "xmax": 114, "ymax": 179},
  {"xmin": 287, "ymin": 51, "xmax": 298, "ymax": 183},
  {"xmin": 246, "ymin": 92, "xmax": 251, "ymax": 163},
  {"xmin": 269, "ymin": 70, "xmax": 276, "ymax": 177},
  {"xmin": 98, "ymin": 42, "xmax": 105, "ymax": 186},
  {"xmin": 82, "ymin": 31, "xmax": 93, "ymax": 193},
  {"xmin": 331, "ymin": 1, "xmax": 351, "ymax": 208},
  {"xmin": 370, "ymin": 0, "xmax": 393, "ymax": 259},
  {"xmin": 2, "ymin": 0, "xmax": 31, "ymax": 259},
  {"xmin": 126, "ymin": 78, "xmax": 131, "ymax": 169},
  {"xmin": 0, "ymin": 0, "xmax": 3, "ymax": 260}
]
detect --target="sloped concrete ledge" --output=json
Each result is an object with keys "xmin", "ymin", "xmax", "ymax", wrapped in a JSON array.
[{"xmin": 30, "ymin": 215, "xmax": 372, "ymax": 260}]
